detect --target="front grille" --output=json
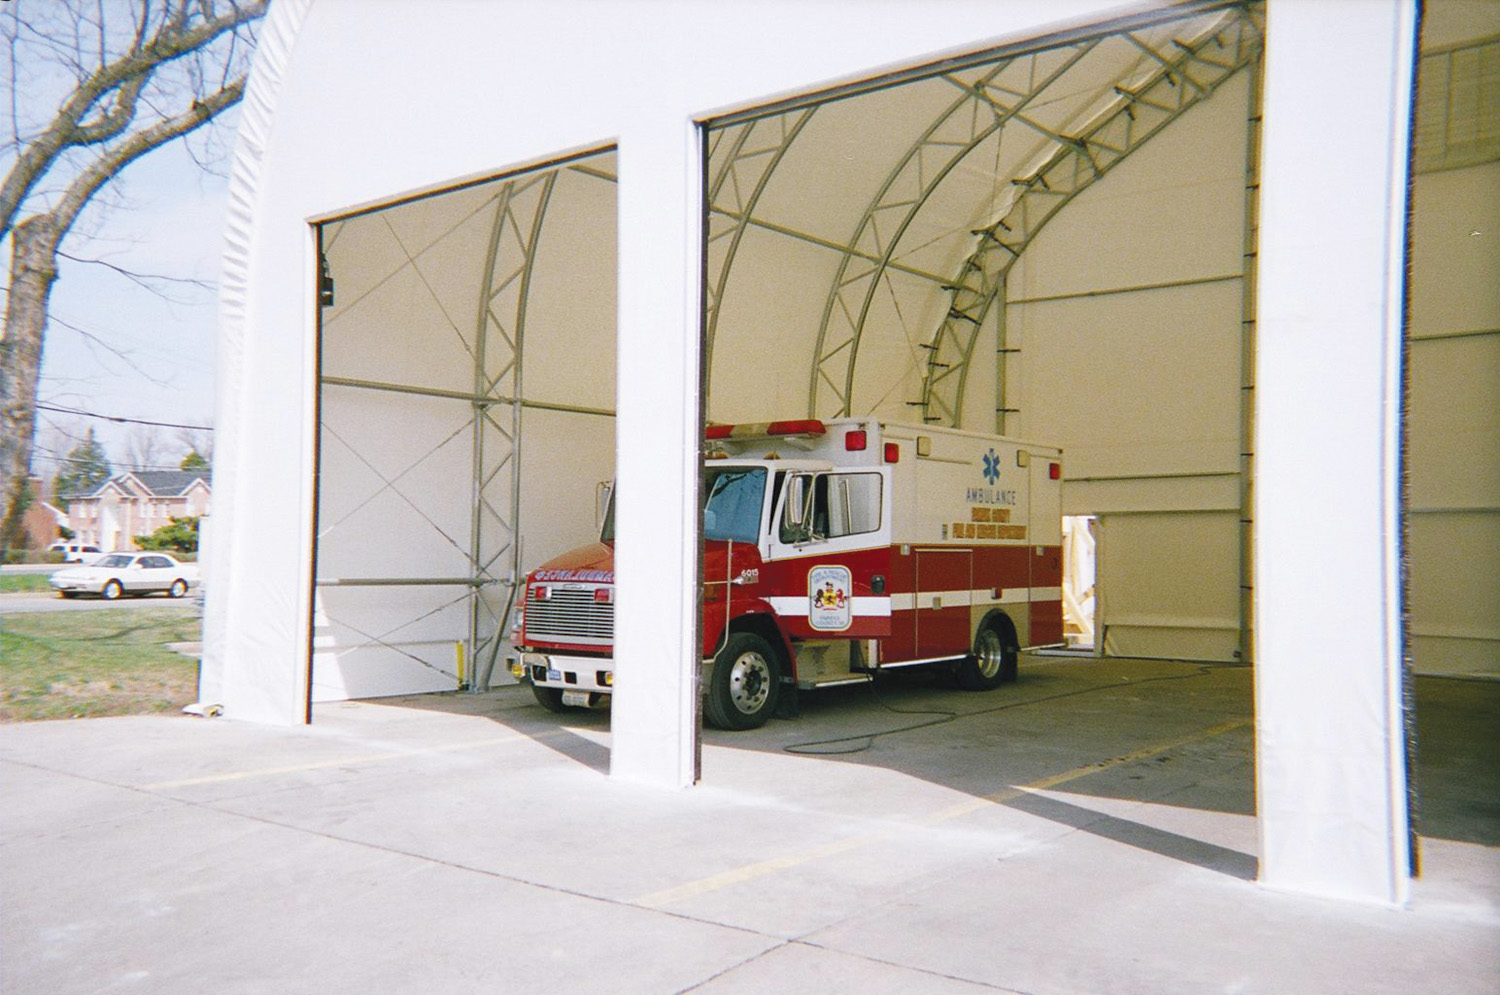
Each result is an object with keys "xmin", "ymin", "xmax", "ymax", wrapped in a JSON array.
[{"xmin": 524, "ymin": 586, "xmax": 613, "ymax": 644}]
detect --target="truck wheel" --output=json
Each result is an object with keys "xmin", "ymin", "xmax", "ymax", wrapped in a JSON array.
[
  {"xmin": 705, "ymin": 632, "xmax": 780, "ymax": 731},
  {"xmin": 531, "ymin": 684, "xmax": 569, "ymax": 713},
  {"xmin": 956, "ymin": 624, "xmax": 1017, "ymax": 690}
]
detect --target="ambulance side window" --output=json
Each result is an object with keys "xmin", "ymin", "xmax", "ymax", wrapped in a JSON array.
[
  {"xmin": 826, "ymin": 472, "xmax": 881, "ymax": 538},
  {"xmin": 779, "ymin": 472, "xmax": 882, "ymax": 543}
]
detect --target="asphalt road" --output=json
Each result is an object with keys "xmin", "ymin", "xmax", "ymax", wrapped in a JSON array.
[{"xmin": 0, "ymin": 592, "xmax": 200, "ymax": 616}]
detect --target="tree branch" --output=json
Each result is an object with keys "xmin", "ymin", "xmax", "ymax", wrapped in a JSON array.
[
  {"xmin": 51, "ymin": 70, "xmax": 248, "ymax": 237},
  {"xmin": 0, "ymin": 0, "xmax": 267, "ymax": 239}
]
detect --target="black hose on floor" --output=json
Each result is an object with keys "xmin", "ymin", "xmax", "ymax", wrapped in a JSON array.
[{"xmin": 783, "ymin": 664, "xmax": 1217, "ymax": 756}]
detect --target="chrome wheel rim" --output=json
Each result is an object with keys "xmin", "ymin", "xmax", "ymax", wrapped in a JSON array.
[
  {"xmin": 975, "ymin": 629, "xmax": 1004, "ymax": 679},
  {"xmin": 728, "ymin": 651, "xmax": 771, "ymax": 714}
]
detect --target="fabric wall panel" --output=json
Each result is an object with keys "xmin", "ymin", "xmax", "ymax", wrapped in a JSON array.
[
  {"xmin": 522, "ymin": 164, "xmax": 619, "ymax": 409},
  {"xmin": 1097, "ymin": 511, "xmax": 1241, "ymax": 662},
  {"xmin": 1408, "ymin": 156, "xmax": 1499, "ymax": 678},
  {"xmin": 1005, "ymin": 282, "xmax": 1243, "ymax": 480}
]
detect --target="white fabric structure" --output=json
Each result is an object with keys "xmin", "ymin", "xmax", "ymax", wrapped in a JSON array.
[{"xmin": 201, "ymin": 0, "xmax": 1479, "ymax": 906}]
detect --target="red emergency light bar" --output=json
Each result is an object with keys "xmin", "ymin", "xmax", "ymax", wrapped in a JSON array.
[{"xmin": 705, "ymin": 419, "xmax": 827, "ymax": 441}]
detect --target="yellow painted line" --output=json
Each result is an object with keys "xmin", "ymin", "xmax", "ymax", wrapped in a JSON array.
[
  {"xmin": 144, "ymin": 728, "xmax": 579, "ymax": 790},
  {"xmin": 636, "ymin": 718, "xmax": 1250, "ymax": 908}
]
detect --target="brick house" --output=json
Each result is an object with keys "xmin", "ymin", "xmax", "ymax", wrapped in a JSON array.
[{"xmin": 67, "ymin": 470, "xmax": 211, "ymax": 552}]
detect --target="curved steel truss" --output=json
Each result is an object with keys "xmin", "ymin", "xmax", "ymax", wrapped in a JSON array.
[
  {"xmin": 916, "ymin": 8, "xmax": 1263, "ymax": 428},
  {"xmin": 704, "ymin": 109, "xmax": 817, "ymax": 374},
  {"xmin": 806, "ymin": 40, "xmax": 1102, "ymax": 419}
]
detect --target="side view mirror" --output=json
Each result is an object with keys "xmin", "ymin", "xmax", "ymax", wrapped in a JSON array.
[
  {"xmin": 595, "ymin": 481, "xmax": 613, "ymax": 532},
  {"xmin": 786, "ymin": 476, "xmax": 809, "ymax": 528}
]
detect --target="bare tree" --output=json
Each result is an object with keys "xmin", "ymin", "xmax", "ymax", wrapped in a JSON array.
[
  {"xmin": 176, "ymin": 423, "xmax": 214, "ymax": 465},
  {"xmin": 124, "ymin": 423, "xmax": 167, "ymax": 471},
  {"xmin": 0, "ymin": 0, "xmax": 267, "ymax": 555}
]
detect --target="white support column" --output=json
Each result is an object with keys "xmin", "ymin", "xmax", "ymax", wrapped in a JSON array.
[
  {"xmin": 1255, "ymin": 0, "xmax": 1417, "ymax": 905},
  {"xmin": 610, "ymin": 113, "xmax": 703, "ymax": 788}
]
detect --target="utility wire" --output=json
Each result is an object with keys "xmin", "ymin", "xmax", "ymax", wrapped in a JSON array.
[{"xmin": 36, "ymin": 403, "xmax": 213, "ymax": 432}]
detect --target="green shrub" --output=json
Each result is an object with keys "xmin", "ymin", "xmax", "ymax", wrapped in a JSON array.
[{"xmin": 135, "ymin": 516, "xmax": 199, "ymax": 554}]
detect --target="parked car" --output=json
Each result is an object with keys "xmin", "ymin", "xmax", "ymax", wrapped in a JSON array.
[
  {"xmin": 46, "ymin": 541, "xmax": 103, "ymax": 562},
  {"xmin": 48, "ymin": 552, "xmax": 199, "ymax": 600}
]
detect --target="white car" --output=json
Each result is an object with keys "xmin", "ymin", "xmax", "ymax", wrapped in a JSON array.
[
  {"xmin": 47, "ymin": 541, "xmax": 103, "ymax": 563},
  {"xmin": 49, "ymin": 552, "xmax": 199, "ymax": 600}
]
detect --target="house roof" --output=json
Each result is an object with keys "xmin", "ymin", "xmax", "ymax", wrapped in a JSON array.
[{"xmin": 77, "ymin": 470, "xmax": 212, "ymax": 500}]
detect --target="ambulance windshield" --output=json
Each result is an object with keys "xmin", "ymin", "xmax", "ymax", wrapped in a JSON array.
[
  {"xmin": 598, "ymin": 467, "xmax": 767, "ymax": 544},
  {"xmin": 702, "ymin": 467, "xmax": 767, "ymax": 543}
]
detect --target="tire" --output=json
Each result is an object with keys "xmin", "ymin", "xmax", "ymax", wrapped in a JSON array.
[
  {"xmin": 704, "ymin": 632, "xmax": 780, "ymax": 731},
  {"xmin": 956, "ymin": 623, "xmax": 1018, "ymax": 691},
  {"xmin": 58, "ymin": 591, "xmax": 77, "ymax": 599},
  {"xmin": 101, "ymin": 580, "xmax": 123, "ymax": 601},
  {"xmin": 168, "ymin": 579, "xmax": 189, "ymax": 599},
  {"xmin": 531, "ymin": 683, "xmax": 569, "ymax": 712}
]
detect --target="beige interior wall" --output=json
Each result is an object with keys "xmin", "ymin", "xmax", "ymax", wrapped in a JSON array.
[
  {"xmin": 1096, "ymin": 511, "xmax": 1242, "ymax": 661},
  {"xmin": 1001, "ymin": 72, "xmax": 1252, "ymax": 662},
  {"xmin": 1408, "ymin": 161, "xmax": 1500, "ymax": 677}
]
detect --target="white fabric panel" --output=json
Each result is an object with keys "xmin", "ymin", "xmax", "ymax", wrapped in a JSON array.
[
  {"xmin": 1255, "ymin": 0, "xmax": 1416, "ymax": 905},
  {"xmin": 316, "ymin": 390, "xmax": 476, "ymax": 582},
  {"xmin": 523, "ymin": 164, "xmax": 618, "ymax": 408},
  {"xmin": 201, "ymin": 0, "xmax": 316, "ymax": 723},
  {"xmin": 707, "ymin": 226, "xmax": 843, "ymax": 422},
  {"xmin": 1410, "ymin": 163, "xmax": 1500, "ymax": 335},
  {"xmin": 1063, "ymin": 474, "xmax": 1240, "ymax": 516},
  {"xmin": 1096, "ymin": 512, "xmax": 1241, "ymax": 662},
  {"xmin": 516, "ymin": 408, "xmax": 615, "ymax": 577},
  {"xmin": 611, "ymin": 113, "xmax": 702, "ymax": 788},
  {"xmin": 1008, "ymin": 72, "xmax": 1252, "ymax": 299},
  {"xmin": 312, "ymin": 587, "xmax": 468, "ymax": 701},
  {"xmin": 1407, "ymin": 165, "xmax": 1500, "ymax": 679},
  {"xmin": 1409, "ymin": 511, "xmax": 1500, "ymax": 677},
  {"xmin": 1006, "ymin": 280, "xmax": 1243, "ymax": 479}
]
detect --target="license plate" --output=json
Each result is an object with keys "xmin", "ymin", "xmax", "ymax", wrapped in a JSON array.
[
  {"xmin": 547, "ymin": 669, "xmax": 562, "ymax": 681},
  {"xmin": 561, "ymin": 691, "xmax": 591, "ymax": 708}
]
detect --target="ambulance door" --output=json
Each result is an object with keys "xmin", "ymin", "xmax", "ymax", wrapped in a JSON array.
[
  {"xmin": 916, "ymin": 547, "xmax": 973, "ymax": 658},
  {"xmin": 1027, "ymin": 454, "xmax": 1064, "ymax": 646},
  {"xmin": 766, "ymin": 468, "xmax": 892, "ymax": 639}
]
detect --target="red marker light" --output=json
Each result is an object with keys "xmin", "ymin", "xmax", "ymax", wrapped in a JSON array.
[
  {"xmin": 594, "ymin": 588, "xmax": 613, "ymax": 604},
  {"xmin": 1049, "ymin": 462, "xmax": 1061, "ymax": 480},
  {"xmin": 884, "ymin": 442, "xmax": 900, "ymax": 463},
  {"xmin": 845, "ymin": 430, "xmax": 867, "ymax": 451},
  {"xmin": 533, "ymin": 585, "xmax": 550, "ymax": 601}
]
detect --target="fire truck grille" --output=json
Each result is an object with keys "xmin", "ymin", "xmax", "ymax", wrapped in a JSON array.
[{"xmin": 525, "ymin": 587, "xmax": 613, "ymax": 644}]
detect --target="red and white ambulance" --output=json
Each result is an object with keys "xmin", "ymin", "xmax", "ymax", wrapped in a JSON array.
[{"xmin": 510, "ymin": 418, "xmax": 1063, "ymax": 729}]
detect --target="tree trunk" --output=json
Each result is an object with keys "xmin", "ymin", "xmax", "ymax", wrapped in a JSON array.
[{"xmin": 0, "ymin": 215, "xmax": 63, "ymax": 556}]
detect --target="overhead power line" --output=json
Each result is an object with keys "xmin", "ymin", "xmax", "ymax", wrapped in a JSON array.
[{"xmin": 36, "ymin": 403, "xmax": 213, "ymax": 432}]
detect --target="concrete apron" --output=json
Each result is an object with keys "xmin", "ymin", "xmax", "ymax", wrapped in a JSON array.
[{"xmin": 2, "ymin": 657, "xmax": 1496, "ymax": 995}]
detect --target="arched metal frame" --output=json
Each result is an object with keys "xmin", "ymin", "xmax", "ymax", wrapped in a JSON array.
[
  {"xmin": 805, "ymin": 42, "xmax": 1101, "ymax": 420},
  {"xmin": 313, "ymin": 156, "xmax": 615, "ymax": 690},
  {"xmin": 700, "ymin": 3, "xmax": 1262, "ymax": 433},
  {"xmin": 918, "ymin": 7, "xmax": 1263, "ymax": 430}
]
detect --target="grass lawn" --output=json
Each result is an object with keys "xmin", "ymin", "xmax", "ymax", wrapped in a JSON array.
[
  {"xmin": 0, "ymin": 608, "xmax": 200, "ymax": 722},
  {"xmin": 0, "ymin": 572, "xmax": 55, "ymax": 594}
]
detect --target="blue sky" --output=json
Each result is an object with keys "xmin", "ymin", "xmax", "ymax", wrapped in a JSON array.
[{"xmin": 28, "ymin": 125, "xmax": 231, "ymax": 477}]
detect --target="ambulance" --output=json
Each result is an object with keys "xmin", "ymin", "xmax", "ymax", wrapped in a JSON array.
[{"xmin": 510, "ymin": 418, "xmax": 1063, "ymax": 730}]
